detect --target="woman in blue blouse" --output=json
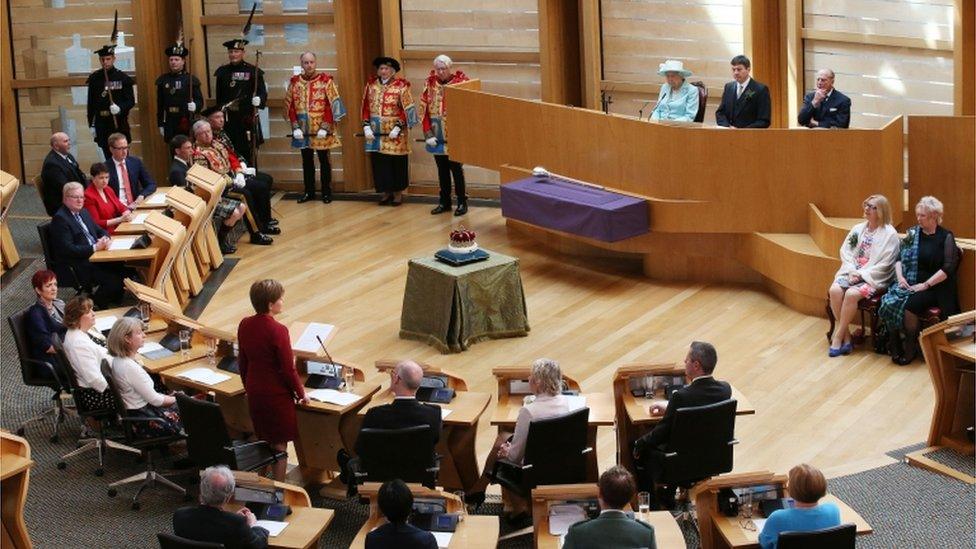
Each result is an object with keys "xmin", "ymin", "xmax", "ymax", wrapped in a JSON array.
[
  {"xmin": 758, "ymin": 463, "xmax": 841, "ymax": 549},
  {"xmin": 650, "ymin": 59, "xmax": 700, "ymax": 123},
  {"xmin": 25, "ymin": 269, "xmax": 67, "ymax": 383}
]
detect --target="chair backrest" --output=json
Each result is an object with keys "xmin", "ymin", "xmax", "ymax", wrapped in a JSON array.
[
  {"xmin": 660, "ymin": 399, "xmax": 737, "ymax": 485},
  {"xmin": 357, "ymin": 424, "xmax": 437, "ymax": 485},
  {"xmin": 778, "ymin": 523, "xmax": 856, "ymax": 549},
  {"xmin": 50, "ymin": 335, "xmax": 115, "ymax": 418},
  {"xmin": 691, "ymin": 81, "xmax": 708, "ymax": 123},
  {"xmin": 157, "ymin": 532, "xmax": 225, "ymax": 549},
  {"xmin": 522, "ymin": 407, "xmax": 591, "ymax": 488},
  {"xmin": 7, "ymin": 308, "xmax": 62, "ymax": 389},
  {"xmin": 36, "ymin": 222, "xmax": 57, "ymax": 272},
  {"xmin": 175, "ymin": 393, "xmax": 234, "ymax": 468}
]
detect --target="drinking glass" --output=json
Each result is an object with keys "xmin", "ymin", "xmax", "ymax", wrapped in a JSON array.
[
  {"xmin": 343, "ymin": 369, "xmax": 355, "ymax": 392},
  {"xmin": 139, "ymin": 303, "xmax": 151, "ymax": 331},
  {"xmin": 637, "ymin": 491, "xmax": 651, "ymax": 517},
  {"xmin": 207, "ymin": 337, "xmax": 218, "ymax": 366},
  {"xmin": 453, "ymin": 491, "xmax": 467, "ymax": 521},
  {"xmin": 178, "ymin": 329, "xmax": 191, "ymax": 359},
  {"xmin": 740, "ymin": 492, "xmax": 753, "ymax": 518}
]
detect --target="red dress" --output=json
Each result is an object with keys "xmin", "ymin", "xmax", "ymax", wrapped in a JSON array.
[
  {"xmin": 83, "ymin": 184, "xmax": 128, "ymax": 234},
  {"xmin": 237, "ymin": 313, "xmax": 304, "ymax": 444}
]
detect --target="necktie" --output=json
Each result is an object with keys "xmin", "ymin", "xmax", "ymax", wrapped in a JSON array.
[
  {"xmin": 118, "ymin": 161, "xmax": 134, "ymax": 205},
  {"xmin": 74, "ymin": 213, "xmax": 96, "ymax": 246},
  {"xmin": 737, "ymin": 84, "xmax": 744, "ymax": 99}
]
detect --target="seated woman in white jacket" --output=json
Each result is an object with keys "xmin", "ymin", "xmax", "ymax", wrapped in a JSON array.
[
  {"xmin": 62, "ymin": 296, "xmax": 110, "ymax": 393},
  {"xmin": 827, "ymin": 194, "xmax": 900, "ymax": 356}
]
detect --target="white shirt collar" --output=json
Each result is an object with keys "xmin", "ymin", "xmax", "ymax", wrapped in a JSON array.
[
  {"xmin": 393, "ymin": 395, "xmax": 416, "ymax": 400},
  {"xmin": 174, "ymin": 156, "xmax": 188, "ymax": 166},
  {"xmin": 600, "ymin": 509, "xmax": 627, "ymax": 516},
  {"xmin": 690, "ymin": 374, "xmax": 714, "ymax": 383},
  {"xmin": 739, "ymin": 78, "xmax": 751, "ymax": 90}
]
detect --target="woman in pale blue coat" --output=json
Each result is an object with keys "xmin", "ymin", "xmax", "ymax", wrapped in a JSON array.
[{"xmin": 650, "ymin": 59, "xmax": 700, "ymax": 122}]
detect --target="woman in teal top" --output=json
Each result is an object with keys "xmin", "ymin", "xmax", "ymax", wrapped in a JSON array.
[
  {"xmin": 759, "ymin": 464, "xmax": 842, "ymax": 549},
  {"xmin": 650, "ymin": 59, "xmax": 700, "ymax": 122}
]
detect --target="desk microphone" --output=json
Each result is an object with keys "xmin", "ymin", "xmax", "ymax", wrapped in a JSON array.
[
  {"xmin": 637, "ymin": 100, "xmax": 653, "ymax": 121},
  {"xmin": 314, "ymin": 335, "xmax": 340, "ymax": 368}
]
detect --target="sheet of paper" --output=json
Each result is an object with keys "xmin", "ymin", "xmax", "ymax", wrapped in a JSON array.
[
  {"xmin": 137, "ymin": 341, "xmax": 164, "ymax": 354},
  {"xmin": 565, "ymin": 395, "xmax": 587, "ymax": 412},
  {"xmin": 109, "ymin": 237, "xmax": 136, "ymax": 251},
  {"xmin": 94, "ymin": 315, "xmax": 118, "ymax": 332},
  {"xmin": 432, "ymin": 531, "xmax": 453, "ymax": 548},
  {"xmin": 750, "ymin": 518, "xmax": 766, "ymax": 532},
  {"xmin": 177, "ymin": 367, "xmax": 230, "ymax": 386},
  {"xmin": 146, "ymin": 192, "xmax": 168, "ymax": 205},
  {"xmin": 441, "ymin": 408, "xmax": 452, "ymax": 419},
  {"xmin": 254, "ymin": 520, "xmax": 288, "ymax": 537},
  {"xmin": 307, "ymin": 388, "xmax": 360, "ymax": 406},
  {"xmin": 508, "ymin": 379, "xmax": 531, "ymax": 394},
  {"xmin": 294, "ymin": 322, "xmax": 336, "ymax": 353},
  {"xmin": 131, "ymin": 213, "xmax": 149, "ymax": 224},
  {"xmin": 548, "ymin": 503, "xmax": 587, "ymax": 535}
]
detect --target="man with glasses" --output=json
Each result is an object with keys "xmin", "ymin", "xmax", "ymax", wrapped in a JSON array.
[
  {"xmin": 48, "ymin": 182, "xmax": 125, "ymax": 308},
  {"xmin": 106, "ymin": 133, "xmax": 157, "ymax": 208}
]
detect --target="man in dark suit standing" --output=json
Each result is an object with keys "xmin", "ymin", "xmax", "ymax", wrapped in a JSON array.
[
  {"xmin": 105, "ymin": 133, "xmax": 157, "ymax": 209},
  {"xmin": 168, "ymin": 135, "xmax": 193, "ymax": 187},
  {"xmin": 356, "ymin": 360, "xmax": 442, "ymax": 456},
  {"xmin": 48, "ymin": 182, "xmax": 124, "ymax": 308},
  {"xmin": 365, "ymin": 479, "xmax": 437, "ymax": 549},
  {"xmin": 632, "ymin": 341, "xmax": 732, "ymax": 504},
  {"xmin": 798, "ymin": 68, "xmax": 851, "ymax": 129},
  {"xmin": 563, "ymin": 466, "xmax": 656, "ymax": 549},
  {"xmin": 40, "ymin": 132, "xmax": 88, "ymax": 216},
  {"xmin": 173, "ymin": 465, "xmax": 269, "ymax": 549},
  {"xmin": 715, "ymin": 55, "xmax": 771, "ymax": 128}
]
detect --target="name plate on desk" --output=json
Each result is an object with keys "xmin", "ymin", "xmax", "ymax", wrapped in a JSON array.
[{"xmin": 501, "ymin": 176, "xmax": 649, "ymax": 242}]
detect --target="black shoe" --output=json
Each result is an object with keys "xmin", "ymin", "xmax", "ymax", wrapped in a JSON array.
[
  {"xmin": 219, "ymin": 241, "xmax": 237, "ymax": 255},
  {"xmin": 297, "ymin": 193, "xmax": 314, "ymax": 203},
  {"xmin": 322, "ymin": 194, "xmax": 332, "ymax": 204},
  {"xmin": 262, "ymin": 225, "xmax": 281, "ymax": 235},
  {"xmin": 250, "ymin": 233, "xmax": 273, "ymax": 245},
  {"xmin": 391, "ymin": 200, "xmax": 403, "ymax": 207},
  {"xmin": 336, "ymin": 449, "xmax": 350, "ymax": 485},
  {"xmin": 378, "ymin": 195, "xmax": 392, "ymax": 205},
  {"xmin": 454, "ymin": 203, "xmax": 468, "ymax": 216},
  {"xmin": 267, "ymin": 218, "xmax": 280, "ymax": 227},
  {"xmin": 431, "ymin": 204, "xmax": 450, "ymax": 215},
  {"xmin": 464, "ymin": 491, "xmax": 486, "ymax": 510}
]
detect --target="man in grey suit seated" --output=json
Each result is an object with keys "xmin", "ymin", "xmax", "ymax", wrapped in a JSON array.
[{"xmin": 563, "ymin": 466, "xmax": 656, "ymax": 549}]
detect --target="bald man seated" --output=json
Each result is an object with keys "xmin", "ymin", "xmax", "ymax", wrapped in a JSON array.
[
  {"xmin": 41, "ymin": 132, "xmax": 89, "ymax": 216},
  {"xmin": 355, "ymin": 360, "xmax": 442, "ymax": 455}
]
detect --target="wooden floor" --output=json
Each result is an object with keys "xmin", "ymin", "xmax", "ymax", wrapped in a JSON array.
[{"xmin": 198, "ymin": 198, "xmax": 933, "ymax": 480}]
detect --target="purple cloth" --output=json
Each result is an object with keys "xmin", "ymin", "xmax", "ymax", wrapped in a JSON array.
[{"xmin": 501, "ymin": 176, "xmax": 649, "ymax": 242}]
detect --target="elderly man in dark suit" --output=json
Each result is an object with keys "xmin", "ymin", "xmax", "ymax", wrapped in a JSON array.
[
  {"xmin": 40, "ymin": 132, "xmax": 88, "ymax": 216},
  {"xmin": 798, "ymin": 69, "xmax": 852, "ymax": 129},
  {"xmin": 173, "ymin": 465, "xmax": 269, "ymax": 549},
  {"xmin": 356, "ymin": 360, "xmax": 442, "ymax": 454},
  {"xmin": 564, "ymin": 466, "xmax": 656, "ymax": 549},
  {"xmin": 105, "ymin": 133, "xmax": 157, "ymax": 208},
  {"xmin": 632, "ymin": 341, "xmax": 732, "ymax": 505},
  {"xmin": 48, "ymin": 182, "xmax": 124, "ymax": 308},
  {"xmin": 715, "ymin": 55, "xmax": 771, "ymax": 128}
]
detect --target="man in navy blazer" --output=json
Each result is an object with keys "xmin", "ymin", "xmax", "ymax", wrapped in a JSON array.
[
  {"xmin": 106, "ymin": 133, "xmax": 156, "ymax": 208},
  {"xmin": 40, "ymin": 132, "xmax": 89, "ymax": 216},
  {"xmin": 48, "ymin": 182, "xmax": 124, "ymax": 308},
  {"xmin": 715, "ymin": 55, "xmax": 771, "ymax": 128},
  {"xmin": 365, "ymin": 479, "xmax": 437, "ymax": 549},
  {"xmin": 798, "ymin": 69, "xmax": 851, "ymax": 129},
  {"xmin": 173, "ymin": 466, "xmax": 269, "ymax": 549}
]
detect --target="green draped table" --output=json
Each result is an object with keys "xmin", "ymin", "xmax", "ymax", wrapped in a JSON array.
[{"xmin": 399, "ymin": 251, "xmax": 530, "ymax": 353}]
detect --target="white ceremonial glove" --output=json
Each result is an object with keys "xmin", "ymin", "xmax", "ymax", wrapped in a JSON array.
[
  {"xmin": 363, "ymin": 126, "xmax": 374, "ymax": 141},
  {"xmin": 233, "ymin": 173, "xmax": 246, "ymax": 188},
  {"xmin": 187, "ymin": 101, "xmax": 197, "ymax": 113},
  {"xmin": 388, "ymin": 126, "xmax": 401, "ymax": 139},
  {"xmin": 243, "ymin": 167, "xmax": 256, "ymax": 176},
  {"xmin": 316, "ymin": 128, "xmax": 328, "ymax": 139},
  {"xmin": 292, "ymin": 128, "xmax": 304, "ymax": 140},
  {"xmin": 425, "ymin": 136, "xmax": 438, "ymax": 147},
  {"xmin": 89, "ymin": 127, "xmax": 97, "ymax": 137},
  {"xmin": 109, "ymin": 103, "xmax": 121, "ymax": 115},
  {"xmin": 239, "ymin": 161, "xmax": 248, "ymax": 170},
  {"xmin": 251, "ymin": 96, "xmax": 261, "ymax": 107},
  {"xmin": 158, "ymin": 127, "xmax": 165, "ymax": 137}
]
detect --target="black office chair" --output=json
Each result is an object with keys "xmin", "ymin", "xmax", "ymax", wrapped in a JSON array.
[
  {"xmin": 7, "ymin": 308, "xmax": 74, "ymax": 443},
  {"xmin": 53, "ymin": 336, "xmax": 140, "ymax": 476},
  {"xmin": 491, "ymin": 407, "xmax": 592, "ymax": 499},
  {"xmin": 778, "ymin": 523, "xmax": 856, "ymax": 549},
  {"xmin": 353, "ymin": 424, "xmax": 440, "ymax": 490},
  {"xmin": 175, "ymin": 393, "xmax": 284, "ymax": 472},
  {"xmin": 156, "ymin": 532, "xmax": 224, "ymax": 549},
  {"xmin": 37, "ymin": 221, "xmax": 89, "ymax": 295},
  {"xmin": 101, "ymin": 360, "xmax": 188, "ymax": 510}
]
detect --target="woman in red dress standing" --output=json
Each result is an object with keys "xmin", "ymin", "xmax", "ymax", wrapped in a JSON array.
[{"xmin": 238, "ymin": 279, "xmax": 309, "ymax": 480}]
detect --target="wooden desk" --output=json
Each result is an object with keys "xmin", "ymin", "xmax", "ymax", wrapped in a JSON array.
[
  {"xmin": 374, "ymin": 359, "xmax": 469, "ymax": 391},
  {"xmin": 491, "ymin": 392, "xmax": 613, "ymax": 481},
  {"xmin": 138, "ymin": 327, "xmax": 211, "ymax": 375},
  {"xmin": 1, "ymin": 431, "xmax": 33, "ymax": 549},
  {"xmin": 358, "ymin": 390, "xmax": 492, "ymax": 492},
  {"xmin": 531, "ymin": 484, "xmax": 683, "ymax": 549},
  {"xmin": 93, "ymin": 306, "xmax": 167, "ymax": 333},
  {"xmin": 350, "ymin": 483, "xmax": 499, "ymax": 548},
  {"xmin": 136, "ymin": 187, "xmax": 173, "ymax": 210},
  {"xmin": 159, "ymin": 358, "xmax": 253, "ymax": 434},
  {"xmin": 613, "ymin": 364, "xmax": 756, "ymax": 472},
  {"xmin": 694, "ymin": 472, "xmax": 872, "ymax": 549},
  {"xmin": 908, "ymin": 311, "xmax": 976, "ymax": 482},
  {"xmin": 225, "ymin": 476, "xmax": 333, "ymax": 549},
  {"xmin": 0, "ymin": 171, "xmax": 21, "ymax": 273}
]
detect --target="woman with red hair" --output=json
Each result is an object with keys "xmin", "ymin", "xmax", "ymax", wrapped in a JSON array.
[{"xmin": 25, "ymin": 270, "xmax": 67, "ymax": 382}]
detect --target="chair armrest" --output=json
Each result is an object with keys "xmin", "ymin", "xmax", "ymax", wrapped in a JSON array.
[
  {"xmin": 27, "ymin": 358, "xmax": 68, "ymax": 391},
  {"xmin": 663, "ymin": 452, "xmax": 678, "ymax": 458},
  {"xmin": 581, "ymin": 447, "xmax": 594, "ymax": 455},
  {"xmin": 728, "ymin": 439, "xmax": 739, "ymax": 446}
]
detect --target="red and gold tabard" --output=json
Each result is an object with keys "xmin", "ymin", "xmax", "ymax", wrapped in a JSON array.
[
  {"xmin": 285, "ymin": 72, "xmax": 347, "ymax": 151},
  {"xmin": 192, "ymin": 140, "xmax": 239, "ymax": 179},
  {"xmin": 420, "ymin": 69, "xmax": 469, "ymax": 155},
  {"xmin": 360, "ymin": 75, "xmax": 418, "ymax": 155}
]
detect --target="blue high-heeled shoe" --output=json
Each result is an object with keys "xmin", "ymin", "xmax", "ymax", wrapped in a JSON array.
[
  {"xmin": 828, "ymin": 346, "xmax": 843, "ymax": 357},
  {"xmin": 840, "ymin": 342, "xmax": 854, "ymax": 355}
]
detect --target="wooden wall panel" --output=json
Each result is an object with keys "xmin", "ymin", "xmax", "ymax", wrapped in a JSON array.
[
  {"xmin": 804, "ymin": 0, "xmax": 954, "ymax": 40},
  {"xmin": 1, "ymin": 0, "xmax": 23, "ymax": 181},
  {"xmin": 907, "ymin": 115, "xmax": 975, "ymax": 238},
  {"xmin": 400, "ymin": 0, "xmax": 539, "ymax": 51},
  {"xmin": 955, "ymin": 0, "xmax": 975, "ymax": 115}
]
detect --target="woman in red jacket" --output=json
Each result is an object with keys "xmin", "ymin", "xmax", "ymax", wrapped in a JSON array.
[
  {"xmin": 238, "ymin": 279, "xmax": 309, "ymax": 481},
  {"xmin": 84, "ymin": 162, "xmax": 132, "ymax": 233}
]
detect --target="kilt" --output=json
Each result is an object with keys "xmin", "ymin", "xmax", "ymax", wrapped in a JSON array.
[{"xmin": 213, "ymin": 197, "xmax": 242, "ymax": 222}]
